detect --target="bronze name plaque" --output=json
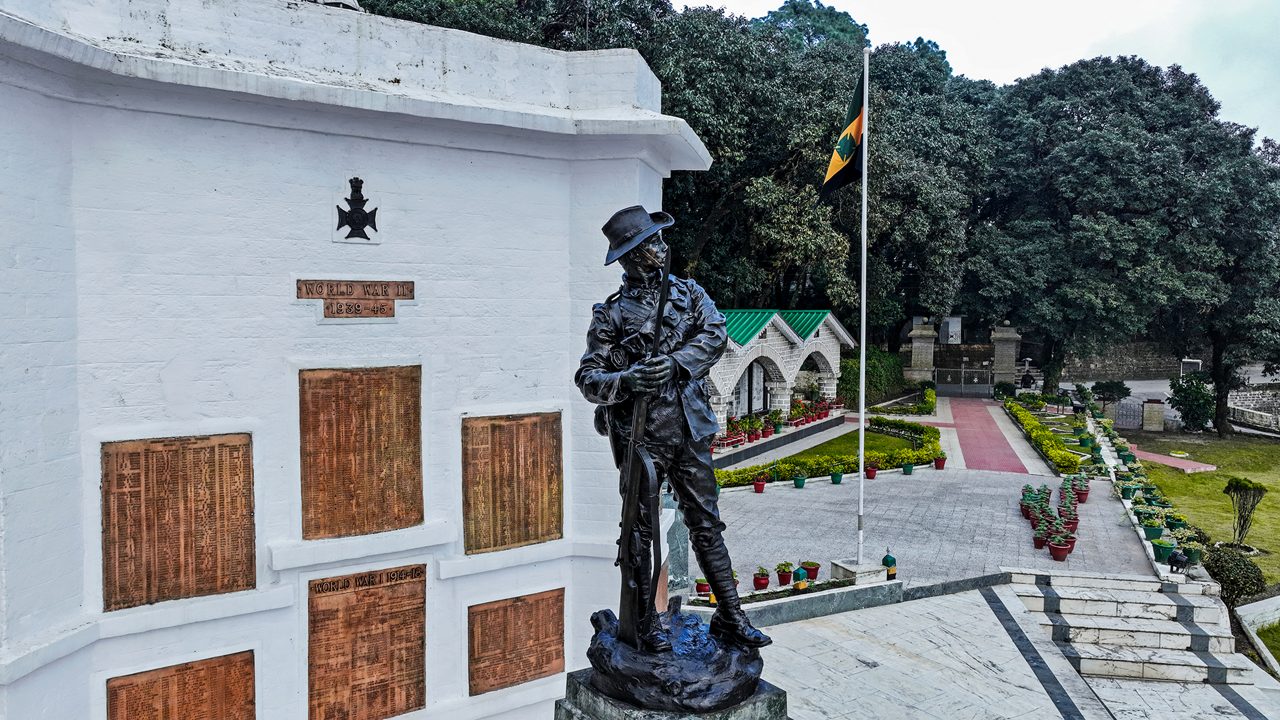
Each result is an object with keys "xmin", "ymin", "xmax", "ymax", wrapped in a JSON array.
[
  {"xmin": 101, "ymin": 434, "xmax": 256, "ymax": 611},
  {"xmin": 107, "ymin": 650, "xmax": 255, "ymax": 720},
  {"xmin": 309, "ymin": 565, "xmax": 426, "ymax": 720},
  {"xmin": 462, "ymin": 412, "xmax": 563, "ymax": 554},
  {"xmin": 468, "ymin": 588, "xmax": 565, "ymax": 695},
  {"xmin": 297, "ymin": 280, "xmax": 414, "ymax": 319},
  {"xmin": 299, "ymin": 366, "xmax": 423, "ymax": 539}
]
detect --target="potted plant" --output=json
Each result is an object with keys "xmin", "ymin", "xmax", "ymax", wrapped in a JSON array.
[
  {"xmin": 902, "ymin": 461, "xmax": 914, "ymax": 476},
  {"xmin": 760, "ymin": 415, "xmax": 774, "ymax": 439},
  {"xmin": 753, "ymin": 474, "xmax": 767, "ymax": 494},
  {"xmin": 745, "ymin": 415, "xmax": 762, "ymax": 443},
  {"xmin": 1033, "ymin": 524, "xmax": 1049, "ymax": 549},
  {"xmin": 792, "ymin": 473, "xmax": 807, "ymax": 489},
  {"xmin": 1151, "ymin": 538, "xmax": 1175, "ymax": 563},
  {"xmin": 1048, "ymin": 532, "xmax": 1070, "ymax": 561},
  {"xmin": 1141, "ymin": 518, "xmax": 1164, "ymax": 540},
  {"xmin": 1165, "ymin": 513, "xmax": 1188, "ymax": 530},
  {"xmin": 775, "ymin": 561, "xmax": 794, "ymax": 585},
  {"xmin": 864, "ymin": 462, "xmax": 878, "ymax": 480},
  {"xmin": 934, "ymin": 452, "xmax": 947, "ymax": 470},
  {"xmin": 695, "ymin": 577, "xmax": 710, "ymax": 595},
  {"xmin": 1180, "ymin": 540, "xmax": 1205, "ymax": 565},
  {"xmin": 769, "ymin": 409, "xmax": 784, "ymax": 433},
  {"xmin": 829, "ymin": 460, "xmax": 844, "ymax": 485},
  {"xmin": 753, "ymin": 566, "xmax": 770, "ymax": 591},
  {"xmin": 800, "ymin": 560, "xmax": 820, "ymax": 581}
]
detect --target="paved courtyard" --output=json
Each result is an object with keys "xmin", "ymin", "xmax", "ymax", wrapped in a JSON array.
[{"xmin": 702, "ymin": 467, "xmax": 1152, "ymax": 590}]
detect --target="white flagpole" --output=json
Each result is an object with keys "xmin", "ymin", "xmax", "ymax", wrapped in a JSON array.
[{"xmin": 857, "ymin": 47, "xmax": 869, "ymax": 566}]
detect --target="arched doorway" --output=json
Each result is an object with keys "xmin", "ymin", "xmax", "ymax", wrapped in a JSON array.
[
  {"xmin": 795, "ymin": 349, "xmax": 839, "ymax": 402},
  {"xmin": 726, "ymin": 356, "xmax": 785, "ymax": 419}
]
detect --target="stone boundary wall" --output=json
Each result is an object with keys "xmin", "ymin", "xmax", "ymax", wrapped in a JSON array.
[
  {"xmin": 1229, "ymin": 391, "xmax": 1280, "ymax": 414},
  {"xmin": 1064, "ymin": 342, "xmax": 1207, "ymax": 381}
]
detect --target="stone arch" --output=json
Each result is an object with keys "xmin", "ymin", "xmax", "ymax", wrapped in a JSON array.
[
  {"xmin": 711, "ymin": 343, "xmax": 791, "ymax": 426},
  {"xmin": 794, "ymin": 344, "xmax": 842, "ymax": 401}
]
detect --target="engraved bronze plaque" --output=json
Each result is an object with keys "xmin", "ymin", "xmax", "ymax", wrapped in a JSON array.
[
  {"xmin": 107, "ymin": 650, "xmax": 255, "ymax": 720},
  {"xmin": 101, "ymin": 434, "xmax": 256, "ymax": 611},
  {"xmin": 462, "ymin": 412, "xmax": 563, "ymax": 554},
  {"xmin": 297, "ymin": 280, "xmax": 414, "ymax": 318},
  {"xmin": 309, "ymin": 565, "xmax": 426, "ymax": 720},
  {"xmin": 468, "ymin": 588, "xmax": 565, "ymax": 695},
  {"xmin": 299, "ymin": 366, "xmax": 423, "ymax": 540}
]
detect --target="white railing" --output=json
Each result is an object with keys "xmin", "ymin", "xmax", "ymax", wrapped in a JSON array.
[{"xmin": 1228, "ymin": 405, "xmax": 1280, "ymax": 432}]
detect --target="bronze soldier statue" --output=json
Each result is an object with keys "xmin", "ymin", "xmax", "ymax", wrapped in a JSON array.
[{"xmin": 576, "ymin": 205, "xmax": 771, "ymax": 653}]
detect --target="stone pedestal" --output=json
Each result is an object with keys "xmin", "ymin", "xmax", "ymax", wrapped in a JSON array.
[
  {"xmin": 1143, "ymin": 400, "xmax": 1166, "ymax": 432},
  {"xmin": 830, "ymin": 559, "xmax": 888, "ymax": 585},
  {"xmin": 555, "ymin": 669, "xmax": 788, "ymax": 720},
  {"xmin": 991, "ymin": 323, "xmax": 1022, "ymax": 386},
  {"xmin": 904, "ymin": 325, "xmax": 937, "ymax": 383}
]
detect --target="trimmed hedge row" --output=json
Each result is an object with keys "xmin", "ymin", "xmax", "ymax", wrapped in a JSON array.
[
  {"xmin": 869, "ymin": 388, "xmax": 936, "ymax": 415},
  {"xmin": 714, "ymin": 417, "xmax": 943, "ymax": 488},
  {"xmin": 1003, "ymin": 400, "xmax": 1082, "ymax": 474}
]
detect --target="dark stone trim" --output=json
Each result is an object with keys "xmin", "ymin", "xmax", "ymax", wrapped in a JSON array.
[
  {"xmin": 1211, "ymin": 683, "xmax": 1270, "ymax": 720},
  {"xmin": 902, "ymin": 572, "xmax": 1012, "ymax": 602},
  {"xmin": 712, "ymin": 415, "xmax": 848, "ymax": 469},
  {"xmin": 1040, "ymin": 584, "xmax": 1062, "ymax": 614},
  {"xmin": 980, "ymin": 587, "xmax": 1086, "ymax": 720}
]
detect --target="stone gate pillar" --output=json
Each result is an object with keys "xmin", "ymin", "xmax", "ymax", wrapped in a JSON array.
[
  {"xmin": 905, "ymin": 324, "xmax": 937, "ymax": 383},
  {"xmin": 766, "ymin": 381, "xmax": 792, "ymax": 415},
  {"xmin": 991, "ymin": 322, "xmax": 1022, "ymax": 386}
]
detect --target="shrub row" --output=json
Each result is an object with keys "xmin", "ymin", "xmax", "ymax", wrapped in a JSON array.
[
  {"xmin": 714, "ymin": 417, "xmax": 943, "ymax": 488},
  {"xmin": 869, "ymin": 388, "xmax": 936, "ymax": 415},
  {"xmin": 1003, "ymin": 400, "xmax": 1081, "ymax": 474},
  {"xmin": 837, "ymin": 348, "xmax": 905, "ymax": 406}
]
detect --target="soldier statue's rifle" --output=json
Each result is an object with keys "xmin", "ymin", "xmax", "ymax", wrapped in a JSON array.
[{"xmin": 615, "ymin": 247, "xmax": 673, "ymax": 649}]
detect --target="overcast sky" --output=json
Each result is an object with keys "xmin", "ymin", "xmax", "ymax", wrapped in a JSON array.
[{"xmin": 678, "ymin": 0, "xmax": 1278, "ymax": 142}]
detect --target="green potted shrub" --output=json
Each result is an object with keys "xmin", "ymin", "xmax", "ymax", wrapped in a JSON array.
[
  {"xmin": 775, "ymin": 561, "xmax": 794, "ymax": 585},
  {"xmin": 1151, "ymin": 538, "xmax": 1175, "ymax": 563},
  {"xmin": 1165, "ymin": 513, "xmax": 1188, "ymax": 530},
  {"xmin": 800, "ymin": 560, "xmax": 820, "ymax": 581},
  {"xmin": 1033, "ymin": 524, "xmax": 1049, "ymax": 549},
  {"xmin": 792, "ymin": 472, "xmax": 807, "ymax": 489},
  {"xmin": 829, "ymin": 460, "xmax": 844, "ymax": 485},
  {"xmin": 1048, "ymin": 531, "xmax": 1070, "ymax": 561},
  {"xmin": 752, "ymin": 566, "xmax": 770, "ymax": 591},
  {"xmin": 934, "ymin": 452, "xmax": 947, "ymax": 470},
  {"xmin": 902, "ymin": 459, "xmax": 914, "ymax": 476},
  {"xmin": 769, "ymin": 409, "xmax": 784, "ymax": 434},
  {"xmin": 1141, "ymin": 518, "xmax": 1164, "ymax": 540},
  {"xmin": 1180, "ymin": 541, "xmax": 1206, "ymax": 565}
]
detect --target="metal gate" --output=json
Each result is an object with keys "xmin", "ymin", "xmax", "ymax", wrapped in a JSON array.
[
  {"xmin": 933, "ymin": 368, "xmax": 993, "ymax": 398},
  {"xmin": 1113, "ymin": 399, "xmax": 1144, "ymax": 430}
]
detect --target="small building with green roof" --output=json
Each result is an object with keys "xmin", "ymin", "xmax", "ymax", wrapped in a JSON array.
[{"xmin": 709, "ymin": 308, "xmax": 856, "ymax": 424}]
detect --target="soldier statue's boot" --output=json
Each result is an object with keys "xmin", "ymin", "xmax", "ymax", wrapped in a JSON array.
[
  {"xmin": 693, "ymin": 533, "xmax": 772, "ymax": 649},
  {"xmin": 633, "ymin": 551, "xmax": 672, "ymax": 652}
]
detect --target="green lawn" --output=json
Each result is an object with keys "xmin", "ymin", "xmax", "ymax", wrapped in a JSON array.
[
  {"xmin": 1128, "ymin": 431, "xmax": 1280, "ymax": 583},
  {"xmin": 1258, "ymin": 622, "xmax": 1280, "ymax": 666},
  {"xmin": 789, "ymin": 430, "xmax": 914, "ymax": 461}
]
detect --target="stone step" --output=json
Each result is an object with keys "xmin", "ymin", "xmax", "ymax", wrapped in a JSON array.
[
  {"xmin": 1012, "ymin": 584, "xmax": 1225, "ymax": 625},
  {"xmin": 1058, "ymin": 642, "xmax": 1254, "ymax": 684},
  {"xmin": 1038, "ymin": 613, "xmax": 1235, "ymax": 654},
  {"xmin": 1005, "ymin": 568, "xmax": 1215, "ymax": 596}
]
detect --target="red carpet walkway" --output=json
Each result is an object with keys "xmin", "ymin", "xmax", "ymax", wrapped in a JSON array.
[{"xmin": 946, "ymin": 398, "xmax": 1030, "ymax": 474}]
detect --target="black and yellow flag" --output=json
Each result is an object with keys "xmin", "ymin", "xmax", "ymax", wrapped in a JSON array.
[{"xmin": 818, "ymin": 77, "xmax": 866, "ymax": 203}]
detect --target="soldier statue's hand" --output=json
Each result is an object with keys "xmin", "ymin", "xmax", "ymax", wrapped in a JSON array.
[{"xmin": 621, "ymin": 356, "xmax": 675, "ymax": 394}]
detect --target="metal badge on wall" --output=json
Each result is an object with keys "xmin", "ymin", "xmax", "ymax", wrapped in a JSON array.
[{"xmin": 336, "ymin": 177, "xmax": 378, "ymax": 241}]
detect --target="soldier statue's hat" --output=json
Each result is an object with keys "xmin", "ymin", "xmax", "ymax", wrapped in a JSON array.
[{"xmin": 602, "ymin": 205, "xmax": 675, "ymax": 265}]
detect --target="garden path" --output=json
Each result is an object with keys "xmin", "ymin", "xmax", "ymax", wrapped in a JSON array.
[
  {"xmin": 705, "ymin": 467, "xmax": 1152, "ymax": 593},
  {"xmin": 1129, "ymin": 442, "xmax": 1217, "ymax": 473}
]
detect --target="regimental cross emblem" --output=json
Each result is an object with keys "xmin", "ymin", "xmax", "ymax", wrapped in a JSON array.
[{"xmin": 336, "ymin": 177, "xmax": 378, "ymax": 240}]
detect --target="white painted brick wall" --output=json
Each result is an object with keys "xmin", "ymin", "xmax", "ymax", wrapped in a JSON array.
[{"xmin": 0, "ymin": 2, "xmax": 708, "ymax": 717}]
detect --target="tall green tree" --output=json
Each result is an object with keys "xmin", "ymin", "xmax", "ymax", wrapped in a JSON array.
[{"xmin": 966, "ymin": 57, "xmax": 1222, "ymax": 391}]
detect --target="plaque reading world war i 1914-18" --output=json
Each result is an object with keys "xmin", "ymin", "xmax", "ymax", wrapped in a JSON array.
[
  {"xmin": 309, "ymin": 565, "xmax": 426, "ymax": 720},
  {"xmin": 108, "ymin": 650, "xmax": 255, "ymax": 720},
  {"xmin": 461, "ymin": 412, "xmax": 563, "ymax": 554},
  {"xmin": 468, "ymin": 588, "xmax": 565, "ymax": 696},
  {"xmin": 299, "ymin": 365, "xmax": 423, "ymax": 539},
  {"xmin": 101, "ymin": 433, "xmax": 256, "ymax": 611},
  {"xmin": 558, "ymin": 206, "xmax": 786, "ymax": 719}
]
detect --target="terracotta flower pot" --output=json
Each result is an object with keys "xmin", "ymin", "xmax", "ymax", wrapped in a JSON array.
[
  {"xmin": 865, "ymin": 467, "xmax": 878, "ymax": 479},
  {"xmin": 1048, "ymin": 542, "xmax": 1070, "ymax": 561},
  {"xmin": 1033, "ymin": 536, "xmax": 1047, "ymax": 549},
  {"xmin": 1064, "ymin": 518, "xmax": 1079, "ymax": 533},
  {"xmin": 747, "ymin": 431, "xmax": 760, "ymax": 442},
  {"xmin": 934, "ymin": 457, "xmax": 947, "ymax": 470},
  {"xmin": 801, "ymin": 563, "xmax": 820, "ymax": 581},
  {"xmin": 695, "ymin": 581, "xmax": 710, "ymax": 594},
  {"xmin": 753, "ymin": 480, "xmax": 766, "ymax": 494},
  {"xmin": 776, "ymin": 571, "xmax": 793, "ymax": 585},
  {"xmin": 761, "ymin": 426, "xmax": 774, "ymax": 438},
  {"xmin": 1078, "ymin": 490, "xmax": 1089, "ymax": 504},
  {"xmin": 1065, "ymin": 536, "xmax": 1077, "ymax": 553},
  {"xmin": 753, "ymin": 575, "xmax": 770, "ymax": 591}
]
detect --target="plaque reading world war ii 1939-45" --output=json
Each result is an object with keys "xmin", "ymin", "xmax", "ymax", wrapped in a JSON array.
[
  {"xmin": 296, "ymin": 279, "xmax": 415, "ymax": 319},
  {"xmin": 309, "ymin": 565, "xmax": 426, "ymax": 720},
  {"xmin": 299, "ymin": 365, "xmax": 423, "ymax": 539},
  {"xmin": 101, "ymin": 433, "xmax": 256, "ymax": 611},
  {"xmin": 468, "ymin": 588, "xmax": 565, "ymax": 696},
  {"xmin": 461, "ymin": 412, "xmax": 563, "ymax": 554},
  {"xmin": 108, "ymin": 650, "xmax": 255, "ymax": 720}
]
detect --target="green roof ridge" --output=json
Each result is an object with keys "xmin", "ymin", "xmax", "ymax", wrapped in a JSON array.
[
  {"xmin": 778, "ymin": 309, "xmax": 831, "ymax": 340},
  {"xmin": 721, "ymin": 309, "xmax": 778, "ymax": 346}
]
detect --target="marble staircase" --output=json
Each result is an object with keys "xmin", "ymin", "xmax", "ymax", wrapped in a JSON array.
[{"xmin": 1007, "ymin": 568, "xmax": 1254, "ymax": 685}]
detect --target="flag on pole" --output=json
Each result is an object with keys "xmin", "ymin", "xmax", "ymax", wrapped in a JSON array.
[{"xmin": 817, "ymin": 75, "xmax": 866, "ymax": 203}]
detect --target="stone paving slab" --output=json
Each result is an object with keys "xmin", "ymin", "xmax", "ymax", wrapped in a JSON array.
[{"xmin": 703, "ymin": 468, "xmax": 1153, "ymax": 592}]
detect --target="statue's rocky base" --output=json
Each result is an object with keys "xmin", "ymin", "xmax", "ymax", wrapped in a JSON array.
[
  {"xmin": 557, "ymin": 598, "xmax": 781, "ymax": 716},
  {"xmin": 555, "ymin": 669, "xmax": 788, "ymax": 720}
]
